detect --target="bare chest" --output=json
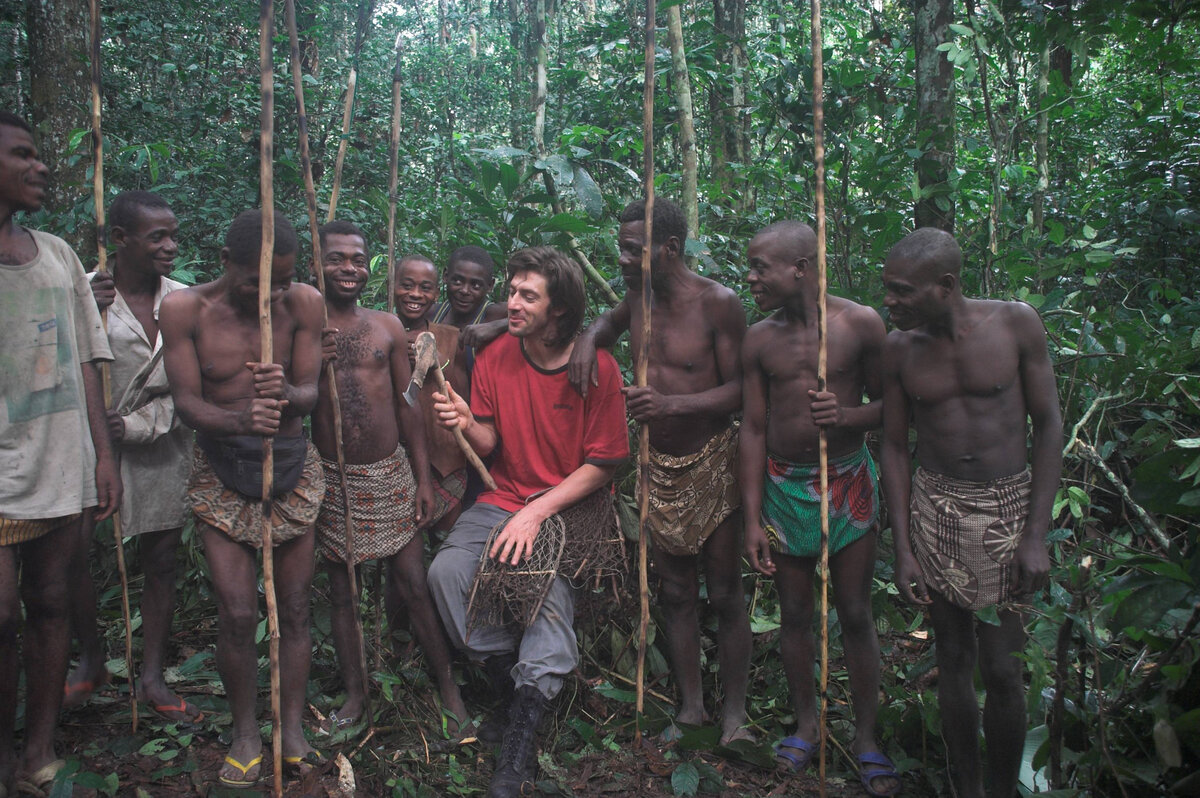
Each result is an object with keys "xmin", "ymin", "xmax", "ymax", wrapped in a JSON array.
[
  {"xmin": 334, "ymin": 321, "xmax": 391, "ymax": 373},
  {"xmin": 631, "ymin": 301, "xmax": 717, "ymax": 375},
  {"xmin": 195, "ymin": 307, "xmax": 294, "ymax": 383},
  {"xmin": 902, "ymin": 334, "xmax": 1019, "ymax": 405}
]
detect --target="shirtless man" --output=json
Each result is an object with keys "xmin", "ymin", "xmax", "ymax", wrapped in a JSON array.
[
  {"xmin": 880, "ymin": 227, "xmax": 1062, "ymax": 798},
  {"xmin": 739, "ymin": 221, "xmax": 898, "ymax": 795},
  {"xmin": 312, "ymin": 223, "xmax": 467, "ymax": 733},
  {"xmin": 428, "ymin": 246, "xmax": 628, "ymax": 798},
  {"xmin": 394, "ymin": 254, "xmax": 470, "ymax": 533},
  {"xmin": 569, "ymin": 198, "xmax": 752, "ymax": 744},
  {"xmin": 67, "ymin": 191, "xmax": 199, "ymax": 724},
  {"xmin": 160, "ymin": 209, "xmax": 324, "ymax": 787},
  {"xmin": 0, "ymin": 111, "xmax": 120, "ymax": 796}
]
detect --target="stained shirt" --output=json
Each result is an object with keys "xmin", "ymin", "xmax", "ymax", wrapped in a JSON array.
[{"xmin": 0, "ymin": 230, "xmax": 112, "ymax": 519}]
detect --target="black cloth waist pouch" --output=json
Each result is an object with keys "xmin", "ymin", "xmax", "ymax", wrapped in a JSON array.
[{"xmin": 196, "ymin": 432, "xmax": 308, "ymax": 499}]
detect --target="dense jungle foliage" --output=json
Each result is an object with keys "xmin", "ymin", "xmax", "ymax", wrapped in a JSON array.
[{"xmin": 1, "ymin": 0, "xmax": 1199, "ymax": 795}]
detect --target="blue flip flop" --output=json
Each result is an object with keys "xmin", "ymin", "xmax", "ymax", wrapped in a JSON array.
[
  {"xmin": 773, "ymin": 735, "xmax": 816, "ymax": 772},
  {"xmin": 857, "ymin": 750, "xmax": 902, "ymax": 797}
]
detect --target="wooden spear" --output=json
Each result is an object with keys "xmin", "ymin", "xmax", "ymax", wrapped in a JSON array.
[
  {"xmin": 257, "ymin": 2, "xmax": 284, "ymax": 794},
  {"xmin": 89, "ymin": 0, "xmax": 138, "ymax": 734},
  {"xmin": 284, "ymin": 0, "xmax": 372, "ymax": 731},
  {"xmin": 386, "ymin": 32, "xmax": 403, "ymax": 316},
  {"xmin": 634, "ymin": 0, "xmax": 656, "ymax": 745},
  {"xmin": 812, "ymin": 0, "xmax": 830, "ymax": 791}
]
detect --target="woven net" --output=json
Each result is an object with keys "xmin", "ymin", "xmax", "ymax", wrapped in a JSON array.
[{"xmin": 465, "ymin": 486, "xmax": 626, "ymax": 632}]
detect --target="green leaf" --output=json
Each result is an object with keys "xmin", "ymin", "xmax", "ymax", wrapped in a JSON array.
[
  {"xmin": 572, "ymin": 164, "xmax": 604, "ymax": 220},
  {"xmin": 671, "ymin": 762, "xmax": 700, "ymax": 796},
  {"xmin": 949, "ymin": 23, "xmax": 976, "ymax": 36},
  {"xmin": 1174, "ymin": 438, "xmax": 1200, "ymax": 449},
  {"xmin": 537, "ymin": 213, "xmax": 591, "ymax": 234}
]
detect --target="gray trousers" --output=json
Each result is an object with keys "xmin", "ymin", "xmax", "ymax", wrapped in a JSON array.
[{"xmin": 427, "ymin": 502, "xmax": 577, "ymax": 699}]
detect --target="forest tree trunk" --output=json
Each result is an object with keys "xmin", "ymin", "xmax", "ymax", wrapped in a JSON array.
[
  {"xmin": 710, "ymin": 0, "xmax": 749, "ymax": 213},
  {"xmin": 913, "ymin": 0, "xmax": 955, "ymax": 232},
  {"xmin": 667, "ymin": 5, "xmax": 698, "ymax": 239},
  {"xmin": 26, "ymin": 0, "xmax": 89, "ymax": 243}
]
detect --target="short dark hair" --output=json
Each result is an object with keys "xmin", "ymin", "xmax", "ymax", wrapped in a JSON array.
[
  {"xmin": 447, "ymin": 245, "xmax": 496, "ymax": 280},
  {"xmin": 224, "ymin": 209, "xmax": 299, "ymax": 268},
  {"xmin": 0, "ymin": 112, "xmax": 32, "ymax": 134},
  {"xmin": 755, "ymin": 220, "xmax": 816, "ymax": 260},
  {"xmin": 506, "ymin": 246, "xmax": 586, "ymax": 347},
  {"xmin": 619, "ymin": 197, "xmax": 687, "ymax": 246},
  {"xmin": 397, "ymin": 254, "xmax": 435, "ymax": 271},
  {"xmin": 109, "ymin": 190, "xmax": 172, "ymax": 235},
  {"xmin": 888, "ymin": 227, "xmax": 962, "ymax": 279},
  {"xmin": 318, "ymin": 219, "xmax": 366, "ymax": 252}
]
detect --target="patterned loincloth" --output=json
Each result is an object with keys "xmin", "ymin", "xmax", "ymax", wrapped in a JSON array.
[
  {"xmin": 909, "ymin": 467, "xmax": 1031, "ymax": 611},
  {"xmin": 642, "ymin": 425, "xmax": 740, "ymax": 556},
  {"xmin": 0, "ymin": 513, "xmax": 79, "ymax": 547},
  {"xmin": 187, "ymin": 440, "xmax": 324, "ymax": 548},
  {"xmin": 762, "ymin": 445, "xmax": 880, "ymax": 558},
  {"xmin": 317, "ymin": 446, "xmax": 419, "ymax": 564},
  {"xmin": 429, "ymin": 467, "xmax": 468, "ymax": 528}
]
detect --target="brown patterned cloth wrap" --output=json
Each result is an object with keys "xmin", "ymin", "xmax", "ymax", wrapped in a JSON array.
[
  {"xmin": 187, "ymin": 438, "xmax": 324, "ymax": 548},
  {"xmin": 641, "ymin": 425, "xmax": 740, "ymax": 556},
  {"xmin": 429, "ymin": 466, "xmax": 468, "ymax": 528},
  {"xmin": 317, "ymin": 445, "xmax": 418, "ymax": 564},
  {"xmin": 0, "ymin": 513, "xmax": 79, "ymax": 546},
  {"xmin": 909, "ymin": 467, "xmax": 1031, "ymax": 611}
]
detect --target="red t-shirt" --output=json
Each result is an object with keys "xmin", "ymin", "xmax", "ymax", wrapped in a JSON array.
[{"xmin": 471, "ymin": 333, "xmax": 629, "ymax": 512}]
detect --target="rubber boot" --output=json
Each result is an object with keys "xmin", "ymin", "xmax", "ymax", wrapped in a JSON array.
[
  {"xmin": 478, "ymin": 653, "xmax": 518, "ymax": 744},
  {"xmin": 487, "ymin": 684, "xmax": 547, "ymax": 798}
]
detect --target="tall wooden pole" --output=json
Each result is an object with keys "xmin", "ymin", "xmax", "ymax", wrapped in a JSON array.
[
  {"xmin": 386, "ymin": 33, "xmax": 403, "ymax": 316},
  {"xmin": 284, "ymin": 0, "xmax": 372, "ymax": 731},
  {"xmin": 89, "ymin": 0, "xmax": 137, "ymax": 733},
  {"xmin": 634, "ymin": 0, "xmax": 656, "ymax": 745},
  {"xmin": 812, "ymin": 0, "xmax": 830, "ymax": 792},
  {"xmin": 325, "ymin": 66, "xmax": 355, "ymax": 223},
  {"xmin": 257, "ymin": 2, "xmax": 284, "ymax": 794}
]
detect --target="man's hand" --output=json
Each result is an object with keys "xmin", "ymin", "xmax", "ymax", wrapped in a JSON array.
[
  {"xmin": 93, "ymin": 454, "xmax": 123, "ymax": 521},
  {"xmin": 246, "ymin": 362, "xmax": 286, "ymax": 399},
  {"xmin": 321, "ymin": 328, "xmax": 338, "ymax": 367},
  {"xmin": 414, "ymin": 480, "xmax": 435, "ymax": 528},
  {"xmin": 460, "ymin": 321, "xmax": 505, "ymax": 351},
  {"xmin": 107, "ymin": 410, "xmax": 125, "ymax": 443},
  {"xmin": 242, "ymin": 397, "xmax": 289, "ymax": 436},
  {"xmin": 432, "ymin": 382, "xmax": 471, "ymax": 431},
  {"xmin": 1010, "ymin": 528, "xmax": 1050, "ymax": 598},
  {"xmin": 744, "ymin": 520, "xmax": 776, "ymax": 576},
  {"xmin": 895, "ymin": 548, "xmax": 932, "ymax": 605},
  {"xmin": 622, "ymin": 385, "xmax": 674, "ymax": 422},
  {"xmin": 568, "ymin": 335, "xmax": 600, "ymax": 399},
  {"xmin": 808, "ymin": 389, "xmax": 843, "ymax": 428},
  {"xmin": 90, "ymin": 270, "xmax": 116, "ymax": 311},
  {"xmin": 489, "ymin": 505, "xmax": 546, "ymax": 566}
]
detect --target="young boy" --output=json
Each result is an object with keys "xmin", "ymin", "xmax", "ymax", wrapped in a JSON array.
[
  {"xmin": 739, "ymin": 221, "xmax": 898, "ymax": 796},
  {"xmin": 394, "ymin": 253, "xmax": 470, "ymax": 531}
]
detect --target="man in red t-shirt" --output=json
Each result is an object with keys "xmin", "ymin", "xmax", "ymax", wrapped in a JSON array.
[{"xmin": 429, "ymin": 246, "xmax": 628, "ymax": 798}]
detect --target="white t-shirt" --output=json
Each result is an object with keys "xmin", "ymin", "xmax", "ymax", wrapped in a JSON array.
[{"xmin": 0, "ymin": 229, "xmax": 113, "ymax": 519}]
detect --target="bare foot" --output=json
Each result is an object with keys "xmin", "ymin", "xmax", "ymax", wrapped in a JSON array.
[{"xmin": 719, "ymin": 725, "xmax": 757, "ymax": 746}]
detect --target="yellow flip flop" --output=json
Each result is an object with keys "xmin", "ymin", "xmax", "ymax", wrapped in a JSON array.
[{"xmin": 218, "ymin": 754, "xmax": 262, "ymax": 788}]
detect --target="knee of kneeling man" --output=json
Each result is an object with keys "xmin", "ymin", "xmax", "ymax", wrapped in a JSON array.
[{"xmin": 427, "ymin": 552, "xmax": 467, "ymax": 593}]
